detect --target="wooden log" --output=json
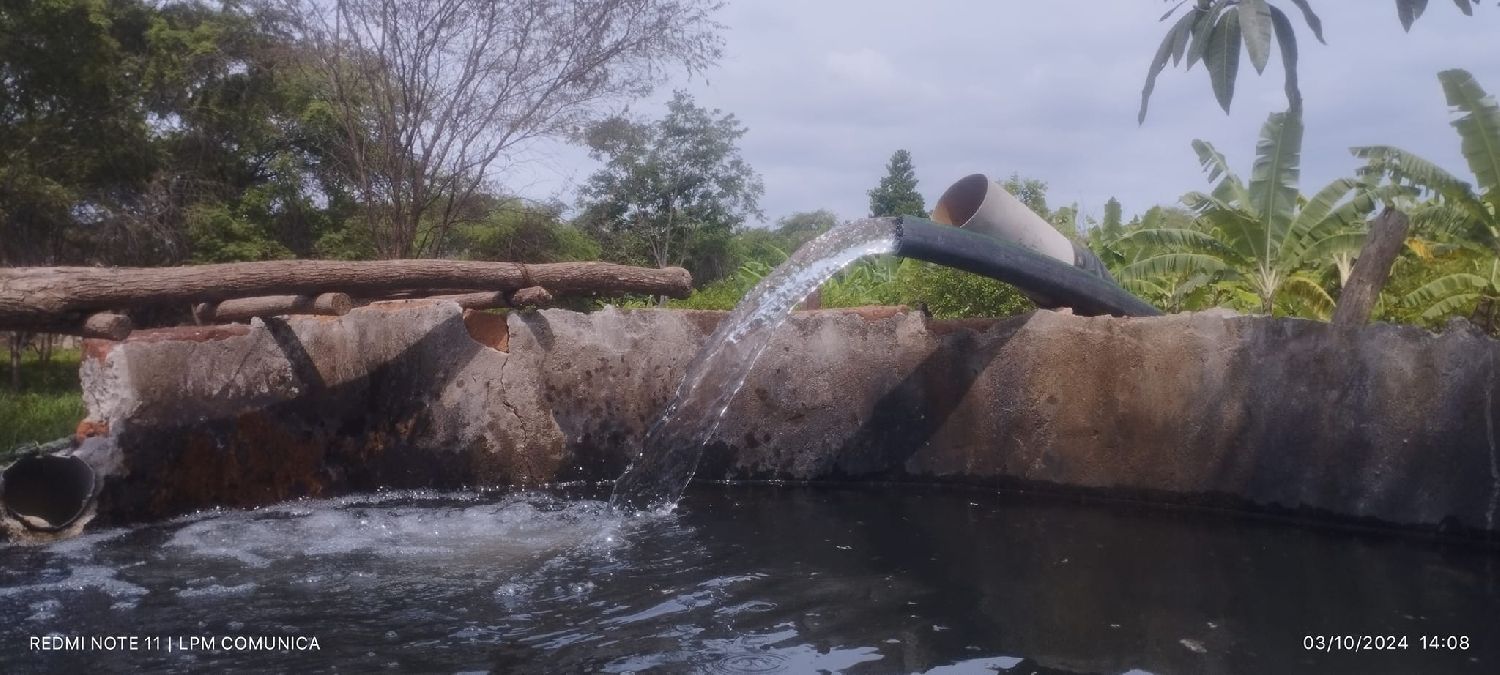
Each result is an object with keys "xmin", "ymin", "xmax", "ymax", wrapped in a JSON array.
[
  {"xmin": 431, "ymin": 291, "xmax": 510, "ymax": 311},
  {"xmin": 366, "ymin": 288, "xmax": 493, "ymax": 301},
  {"xmin": 375, "ymin": 286, "xmax": 555, "ymax": 311},
  {"xmin": 80, "ymin": 313, "xmax": 133, "ymax": 341},
  {"xmin": 0, "ymin": 260, "xmax": 691, "ymax": 333},
  {"xmin": 509, "ymin": 286, "xmax": 553, "ymax": 308},
  {"xmin": 1333, "ymin": 208, "xmax": 1410, "ymax": 328},
  {"xmin": 194, "ymin": 293, "xmax": 353, "ymax": 324}
]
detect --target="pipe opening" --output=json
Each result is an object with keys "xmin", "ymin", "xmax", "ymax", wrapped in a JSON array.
[
  {"xmin": 931, "ymin": 173, "xmax": 990, "ymax": 227},
  {"xmin": 1, "ymin": 454, "xmax": 96, "ymax": 532}
]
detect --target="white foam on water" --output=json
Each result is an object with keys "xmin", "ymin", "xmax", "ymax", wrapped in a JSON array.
[
  {"xmin": 921, "ymin": 655, "xmax": 1026, "ymax": 674},
  {"xmin": 175, "ymin": 582, "xmax": 258, "ymax": 598},
  {"xmin": 0, "ymin": 563, "xmax": 149, "ymax": 601},
  {"xmin": 602, "ymin": 624, "xmax": 886, "ymax": 674},
  {"xmin": 159, "ymin": 491, "xmax": 637, "ymax": 572},
  {"xmin": 25, "ymin": 599, "xmax": 60, "ymax": 622}
]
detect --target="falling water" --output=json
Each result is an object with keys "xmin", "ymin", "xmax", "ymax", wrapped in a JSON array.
[{"xmin": 609, "ymin": 218, "xmax": 896, "ymax": 511}]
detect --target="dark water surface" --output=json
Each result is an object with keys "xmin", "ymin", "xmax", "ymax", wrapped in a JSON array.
[{"xmin": 1, "ymin": 485, "xmax": 1496, "ymax": 674}]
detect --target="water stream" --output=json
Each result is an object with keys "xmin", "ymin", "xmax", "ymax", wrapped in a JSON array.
[{"xmin": 609, "ymin": 218, "xmax": 895, "ymax": 511}]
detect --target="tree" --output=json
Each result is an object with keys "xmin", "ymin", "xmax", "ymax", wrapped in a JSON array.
[
  {"xmin": 145, "ymin": 1, "xmax": 358, "ymax": 263},
  {"xmin": 281, "ymin": 0, "xmax": 725, "ymax": 258},
  {"xmin": 451, "ymin": 198, "xmax": 600, "ymax": 264},
  {"xmin": 1123, "ymin": 109, "xmax": 1405, "ymax": 316},
  {"xmin": 996, "ymin": 173, "xmax": 1089, "ymax": 240},
  {"xmin": 774, "ymin": 209, "xmax": 839, "ymax": 250},
  {"xmin": 1142, "ymin": 0, "xmax": 1482, "ymax": 122},
  {"xmin": 1352, "ymin": 69, "xmax": 1500, "ymax": 320},
  {"xmin": 1103, "ymin": 198, "xmax": 1124, "ymax": 231},
  {"xmin": 577, "ymin": 90, "xmax": 764, "ymax": 282},
  {"xmin": 869, "ymin": 150, "xmax": 927, "ymax": 218},
  {"xmin": 0, "ymin": 0, "xmax": 157, "ymax": 266},
  {"xmin": 0, "ymin": 0, "xmax": 367, "ymax": 267},
  {"xmin": 1000, "ymin": 173, "xmax": 1051, "ymax": 218}
]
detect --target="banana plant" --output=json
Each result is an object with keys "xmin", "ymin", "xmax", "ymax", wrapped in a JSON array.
[
  {"xmin": 1405, "ymin": 258, "xmax": 1500, "ymax": 320},
  {"xmin": 1351, "ymin": 69, "xmax": 1500, "ymax": 321},
  {"xmin": 1120, "ymin": 109, "xmax": 1403, "ymax": 317},
  {"xmin": 1352, "ymin": 69, "xmax": 1500, "ymax": 255}
]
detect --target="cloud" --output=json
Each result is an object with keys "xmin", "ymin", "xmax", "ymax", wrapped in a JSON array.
[
  {"xmin": 500, "ymin": 1, "xmax": 1500, "ymax": 227},
  {"xmin": 823, "ymin": 48, "xmax": 901, "ymax": 89}
]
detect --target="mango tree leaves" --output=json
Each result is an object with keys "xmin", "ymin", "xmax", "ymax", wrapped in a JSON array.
[
  {"xmin": 1139, "ymin": 9, "xmax": 1201, "ymax": 123},
  {"xmin": 1205, "ymin": 9, "xmax": 1241, "ymax": 114},
  {"xmin": 1141, "ymin": 0, "xmax": 1480, "ymax": 123},
  {"xmin": 1396, "ymin": 0, "xmax": 1430, "ymax": 31},
  {"xmin": 1238, "ymin": 0, "xmax": 1274, "ymax": 74}
]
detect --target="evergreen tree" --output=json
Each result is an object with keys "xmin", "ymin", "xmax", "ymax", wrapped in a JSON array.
[
  {"xmin": 868, "ymin": 150, "xmax": 927, "ymax": 218},
  {"xmin": 1103, "ymin": 197, "xmax": 1123, "ymax": 231}
]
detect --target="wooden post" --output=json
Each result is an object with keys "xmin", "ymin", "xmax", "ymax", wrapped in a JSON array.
[
  {"xmin": 194, "ymin": 293, "xmax": 353, "ymax": 324},
  {"xmin": 508, "ymin": 286, "xmax": 553, "ymax": 308},
  {"xmin": 6, "ymin": 331, "xmax": 19, "ymax": 391},
  {"xmin": 79, "ymin": 313, "xmax": 134, "ymax": 341},
  {"xmin": 1332, "ymin": 208, "xmax": 1410, "ymax": 328}
]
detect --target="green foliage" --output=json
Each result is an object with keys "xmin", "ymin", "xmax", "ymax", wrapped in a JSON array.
[
  {"xmin": 665, "ymin": 209, "xmax": 844, "ymax": 310},
  {"xmin": 313, "ymin": 220, "xmax": 379, "ymax": 261},
  {"xmin": 1169, "ymin": 110, "xmax": 1400, "ymax": 315},
  {"xmin": 1000, "ymin": 173, "xmax": 1051, "ymax": 218},
  {"xmin": 578, "ymin": 90, "xmax": 765, "ymax": 281},
  {"xmin": 869, "ymin": 150, "xmax": 928, "ymax": 218},
  {"xmin": 1403, "ymin": 258, "xmax": 1500, "ymax": 320},
  {"xmin": 772, "ymin": 210, "xmax": 838, "ymax": 251},
  {"xmin": 1094, "ymin": 108, "xmax": 1402, "ymax": 318},
  {"xmin": 668, "ymin": 207, "xmax": 1034, "ymax": 319},
  {"xmin": 1103, "ymin": 198, "xmax": 1123, "ymax": 231},
  {"xmin": 1101, "ymin": 69, "xmax": 1500, "ymax": 326},
  {"xmin": 0, "ymin": 0, "xmax": 358, "ymax": 266},
  {"xmin": 1143, "ymin": 0, "xmax": 1481, "ymax": 122},
  {"xmin": 0, "ymin": 0, "xmax": 157, "ymax": 264},
  {"xmin": 891, "ymin": 261, "xmax": 1035, "ymax": 319},
  {"xmin": 454, "ymin": 199, "xmax": 601, "ymax": 264},
  {"xmin": 669, "ymin": 275, "xmax": 758, "ymax": 310},
  {"xmin": 186, "ymin": 203, "xmax": 293, "ymax": 263},
  {"xmin": 996, "ymin": 173, "xmax": 1084, "ymax": 240},
  {"xmin": 822, "ymin": 257, "xmax": 902, "ymax": 308},
  {"xmin": 1354, "ymin": 69, "xmax": 1500, "ymax": 324},
  {"xmin": 2, "ymin": 349, "xmax": 86, "ymax": 455},
  {"xmin": 671, "ymin": 254, "xmax": 1036, "ymax": 319}
]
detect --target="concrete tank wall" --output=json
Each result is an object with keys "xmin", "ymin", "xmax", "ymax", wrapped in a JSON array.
[{"xmin": 11, "ymin": 301, "xmax": 1499, "ymax": 539}]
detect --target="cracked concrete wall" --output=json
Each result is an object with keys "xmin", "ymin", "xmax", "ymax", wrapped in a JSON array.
[{"xmin": 36, "ymin": 301, "xmax": 1500, "ymax": 537}]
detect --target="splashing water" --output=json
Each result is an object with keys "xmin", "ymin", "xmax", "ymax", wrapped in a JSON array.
[{"xmin": 609, "ymin": 218, "xmax": 896, "ymax": 511}]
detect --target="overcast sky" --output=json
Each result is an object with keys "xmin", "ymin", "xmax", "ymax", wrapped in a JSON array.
[{"xmin": 502, "ymin": 1, "xmax": 1500, "ymax": 227}]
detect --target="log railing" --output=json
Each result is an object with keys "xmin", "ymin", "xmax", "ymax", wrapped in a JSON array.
[{"xmin": 0, "ymin": 260, "xmax": 691, "ymax": 337}]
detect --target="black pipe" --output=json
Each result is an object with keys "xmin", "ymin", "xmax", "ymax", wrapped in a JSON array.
[{"xmin": 891, "ymin": 216, "xmax": 1162, "ymax": 318}]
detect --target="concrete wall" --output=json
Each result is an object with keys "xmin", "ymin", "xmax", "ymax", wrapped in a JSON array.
[{"xmin": 13, "ymin": 301, "xmax": 1500, "ymax": 538}]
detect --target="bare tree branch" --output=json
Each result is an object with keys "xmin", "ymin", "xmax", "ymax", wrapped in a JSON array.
[{"xmin": 280, "ymin": 0, "xmax": 724, "ymax": 258}]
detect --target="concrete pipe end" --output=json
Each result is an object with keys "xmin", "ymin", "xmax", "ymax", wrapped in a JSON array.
[{"xmin": 1, "ymin": 453, "xmax": 97, "ymax": 535}]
